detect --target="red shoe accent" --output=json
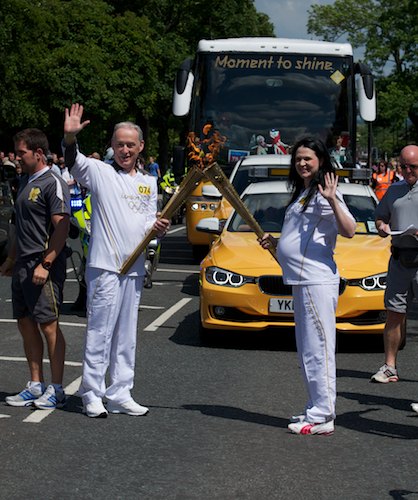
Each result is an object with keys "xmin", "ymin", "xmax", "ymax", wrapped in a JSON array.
[{"xmin": 300, "ymin": 424, "xmax": 315, "ymax": 435}]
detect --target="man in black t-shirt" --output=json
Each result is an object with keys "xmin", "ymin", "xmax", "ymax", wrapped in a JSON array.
[{"xmin": 0, "ymin": 129, "xmax": 70, "ymax": 410}]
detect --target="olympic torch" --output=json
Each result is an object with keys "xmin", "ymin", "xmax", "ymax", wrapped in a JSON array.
[{"xmin": 120, "ymin": 124, "xmax": 278, "ymax": 274}]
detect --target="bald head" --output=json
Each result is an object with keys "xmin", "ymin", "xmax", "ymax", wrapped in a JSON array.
[
  {"xmin": 400, "ymin": 145, "xmax": 418, "ymax": 163},
  {"xmin": 400, "ymin": 145, "xmax": 418, "ymax": 186}
]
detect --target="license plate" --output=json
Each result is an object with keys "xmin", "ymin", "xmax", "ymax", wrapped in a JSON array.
[{"xmin": 269, "ymin": 297, "xmax": 294, "ymax": 313}]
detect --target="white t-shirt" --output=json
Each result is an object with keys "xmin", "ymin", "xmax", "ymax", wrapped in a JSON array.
[
  {"xmin": 71, "ymin": 151, "xmax": 158, "ymax": 276},
  {"xmin": 277, "ymin": 189, "xmax": 354, "ymax": 285}
]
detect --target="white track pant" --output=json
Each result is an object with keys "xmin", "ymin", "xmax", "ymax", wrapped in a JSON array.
[
  {"xmin": 79, "ymin": 268, "xmax": 144, "ymax": 405},
  {"xmin": 292, "ymin": 283, "xmax": 338, "ymax": 423}
]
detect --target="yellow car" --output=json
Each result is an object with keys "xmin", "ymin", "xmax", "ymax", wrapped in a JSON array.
[{"xmin": 198, "ymin": 180, "xmax": 390, "ymax": 337}]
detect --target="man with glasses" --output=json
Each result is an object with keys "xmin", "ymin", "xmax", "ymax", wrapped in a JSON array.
[{"xmin": 371, "ymin": 146, "xmax": 418, "ymax": 402}]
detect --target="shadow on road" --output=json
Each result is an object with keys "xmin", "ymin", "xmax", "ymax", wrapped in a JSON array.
[
  {"xmin": 182, "ymin": 403, "xmax": 288, "ymax": 429},
  {"xmin": 337, "ymin": 408, "xmax": 418, "ymax": 440},
  {"xmin": 170, "ymin": 310, "xmax": 298, "ymax": 351},
  {"xmin": 339, "ymin": 391, "xmax": 418, "ymax": 411},
  {"xmin": 181, "ymin": 403, "xmax": 418, "ymax": 439}
]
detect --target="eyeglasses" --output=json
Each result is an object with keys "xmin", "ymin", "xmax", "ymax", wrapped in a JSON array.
[{"xmin": 400, "ymin": 164, "xmax": 418, "ymax": 170}]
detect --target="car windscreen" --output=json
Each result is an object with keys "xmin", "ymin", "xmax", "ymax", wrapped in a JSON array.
[
  {"xmin": 228, "ymin": 192, "xmax": 291, "ymax": 233},
  {"xmin": 342, "ymin": 194, "xmax": 378, "ymax": 234}
]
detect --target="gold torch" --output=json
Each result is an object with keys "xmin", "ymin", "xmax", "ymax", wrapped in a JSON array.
[{"xmin": 120, "ymin": 124, "xmax": 278, "ymax": 274}]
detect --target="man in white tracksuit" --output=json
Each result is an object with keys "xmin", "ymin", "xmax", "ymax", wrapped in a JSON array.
[{"xmin": 63, "ymin": 103, "xmax": 170, "ymax": 418}]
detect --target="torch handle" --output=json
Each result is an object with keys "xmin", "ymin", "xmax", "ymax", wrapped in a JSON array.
[
  {"xmin": 203, "ymin": 162, "xmax": 279, "ymax": 262},
  {"xmin": 119, "ymin": 167, "xmax": 204, "ymax": 274}
]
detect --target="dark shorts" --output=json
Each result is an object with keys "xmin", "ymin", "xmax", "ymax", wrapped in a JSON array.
[
  {"xmin": 384, "ymin": 257, "xmax": 418, "ymax": 314},
  {"xmin": 12, "ymin": 253, "xmax": 66, "ymax": 323}
]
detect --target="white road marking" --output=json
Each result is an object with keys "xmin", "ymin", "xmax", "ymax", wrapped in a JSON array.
[
  {"xmin": 144, "ymin": 298, "xmax": 192, "ymax": 332},
  {"xmin": 0, "ymin": 319, "xmax": 86, "ymax": 328},
  {"xmin": 0, "ymin": 414, "xmax": 11, "ymax": 419},
  {"xmin": 140, "ymin": 305, "xmax": 165, "ymax": 310},
  {"xmin": 0, "ymin": 356, "xmax": 82, "ymax": 366},
  {"xmin": 23, "ymin": 376, "xmax": 82, "ymax": 424},
  {"xmin": 156, "ymin": 268, "xmax": 199, "ymax": 274},
  {"xmin": 167, "ymin": 226, "xmax": 185, "ymax": 234}
]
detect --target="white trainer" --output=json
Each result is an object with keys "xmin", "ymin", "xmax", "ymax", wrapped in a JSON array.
[
  {"xmin": 83, "ymin": 400, "xmax": 108, "ymax": 418},
  {"xmin": 107, "ymin": 399, "xmax": 149, "ymax": 416},
  {"xmin": 288, "ymin": 419, "xmax": 334, "ymax": 435},
  {"xmin": 370, "ymin": 364, "xmax": 399, "ymax": 383}
]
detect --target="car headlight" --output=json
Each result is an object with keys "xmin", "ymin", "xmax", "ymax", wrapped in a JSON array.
[
  {"xmin": 205, "ymin": 266, "xmax": 255, "ymax": 288},
  {"xmin": 348, "ymin": 273, "xmax": 387, "ymax": 291}
]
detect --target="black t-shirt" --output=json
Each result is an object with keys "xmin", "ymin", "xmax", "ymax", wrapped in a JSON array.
[{"xmin": 15, "ymin": 168, "xmax": 71, "ymax": 260}]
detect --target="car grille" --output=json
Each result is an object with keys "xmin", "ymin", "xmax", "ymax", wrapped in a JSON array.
[
  {"xmin": 211, "ymin": 307, "xmax": 386, "ymax": 325},
  {"xmin": 211, "ymin": 307, "xmax": 294, "ymax": 323},
  {"xmin": 258, "ymin": 276, "xmax": 291, "ymax": 295},
  {"xmin": 258, "ymin": 275, "xmax": 347, "ymax": 296},
  {"xmin": 336, "ymin": 310, "xmax": 386, "ymax": 325}
]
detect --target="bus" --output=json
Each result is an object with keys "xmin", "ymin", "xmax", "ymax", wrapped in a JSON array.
[{"xmin": 172, "ymin": 37, "xmax": 376, "ymax": 259}]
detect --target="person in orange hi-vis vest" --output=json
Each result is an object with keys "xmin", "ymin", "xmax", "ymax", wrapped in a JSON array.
[{"xmin": 372, "ymin": 160, "xmax": 394, "ymax": 200}]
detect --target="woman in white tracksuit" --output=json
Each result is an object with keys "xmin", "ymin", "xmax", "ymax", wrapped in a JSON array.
[{"xmin": 261, "ymin": 137, "xmax": 356, "ymax": 435}]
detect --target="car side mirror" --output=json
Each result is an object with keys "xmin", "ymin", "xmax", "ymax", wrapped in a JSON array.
[
  {"xmin": 196, "ymin": 217, "xmax": 222, "ymax": 235},
  {"xmin": 202, "ymin": 185, "xmax": 221, "ymax": 199}
]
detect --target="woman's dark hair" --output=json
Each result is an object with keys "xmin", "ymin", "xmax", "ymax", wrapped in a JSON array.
[{"xmin": 288, "ymin": 137, "xmax": 335, "ymax": 211}]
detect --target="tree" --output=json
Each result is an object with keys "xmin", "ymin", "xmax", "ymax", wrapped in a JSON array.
[
  {"xmin": 0, "ymin": 0, "xmax": 274, "ymax": 159},
  {"xmin": 106, "ymin": 0, "xmax": 274, "ymax": 169},
  {"xmin": 307, "ymin": 0, "xmax": 418, "ymax": 152},
  {"xmin": 0, "ymin": 0, "xmax": 160, "ymax": 153}
]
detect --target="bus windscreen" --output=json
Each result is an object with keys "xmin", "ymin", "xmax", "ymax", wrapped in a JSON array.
[{"xmin": 192, "ymin": 52, "xmax": 354, "ymax": 166}]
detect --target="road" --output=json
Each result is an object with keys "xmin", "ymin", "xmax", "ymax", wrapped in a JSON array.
[{"xmin": 1, "ymin": 225, "xmax": 418, "ymax": 500}]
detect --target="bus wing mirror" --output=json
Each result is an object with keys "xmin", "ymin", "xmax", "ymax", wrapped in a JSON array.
[
  {"xmin": 356, "ymin": 63, "xmax": 376, "ymax": 122},
  {"xmin": 173, "ymin": 58, "xmax": 194, "ymax": 117}
]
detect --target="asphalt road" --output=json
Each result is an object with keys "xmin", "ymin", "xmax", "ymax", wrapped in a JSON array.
[{"xmin": 1, "ymin": 226, "xmax": 418, "ymax": 500}]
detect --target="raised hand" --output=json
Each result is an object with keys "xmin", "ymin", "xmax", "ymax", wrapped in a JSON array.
[
  {"xmin": 64, "ymin": 103, "xmax": 91, "ymax": 142},
  {"xmin": 318, "ymin": 172, "xmax": 338, "ymax": 201}
]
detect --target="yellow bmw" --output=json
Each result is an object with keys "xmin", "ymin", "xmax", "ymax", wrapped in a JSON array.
[{"xmin": 198, "ymin": 180, "xmax": 390, "ymax": 337}]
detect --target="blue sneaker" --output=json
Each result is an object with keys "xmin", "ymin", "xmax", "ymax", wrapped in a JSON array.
[
  {"xmin": 6, "ymin": 382, "xmax": 45, "ymax": 407},
  {"xmin": 33, "ymin": 385, "xmax": 67, "ymax": 410}
]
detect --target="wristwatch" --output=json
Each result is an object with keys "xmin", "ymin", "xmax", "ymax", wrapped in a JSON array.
[{"xmin": 41, "ymin": 259, "xmax": 52, "ymax": 271}]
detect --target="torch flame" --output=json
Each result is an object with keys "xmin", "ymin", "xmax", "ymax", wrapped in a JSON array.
[{"xmin": 187, "ymin": 124, "xmax": 227, "ymax": 170}]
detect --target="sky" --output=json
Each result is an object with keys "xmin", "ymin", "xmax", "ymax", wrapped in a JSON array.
[
  {"xmin": 253, "ymin": 0, "xmax": 366, "ymax": 62},
  {"xmin": 254, "ymin": 0, "xmax": 334, "ymax": 40}
]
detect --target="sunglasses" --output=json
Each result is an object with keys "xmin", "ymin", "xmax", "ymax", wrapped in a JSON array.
[{"xmin": 400, "ymin": 164, "xmax": 418, "ymax": 170}]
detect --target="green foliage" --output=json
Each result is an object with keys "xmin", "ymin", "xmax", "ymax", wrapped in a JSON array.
[
  {"xmin": 0, "ymin": 0, "xmax": 273, "ymax": 157},
  {"xmin": 307, "ymin": 0, "xmax": 418, "ymax": 154}
]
